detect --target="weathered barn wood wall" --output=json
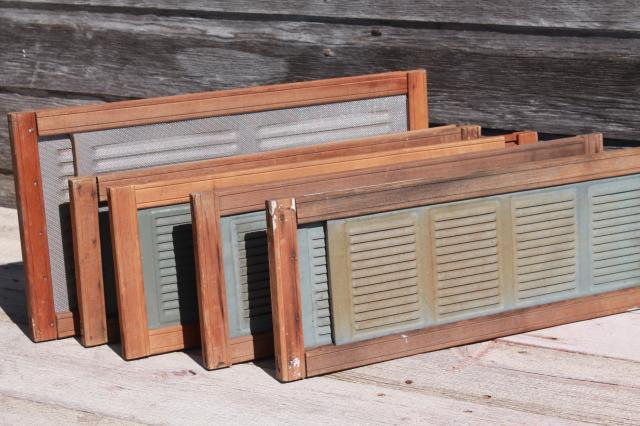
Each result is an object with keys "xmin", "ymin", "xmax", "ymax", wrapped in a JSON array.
[{"xmin": 1, "ymin": 1, "xmax": 639, "ymax": 207}]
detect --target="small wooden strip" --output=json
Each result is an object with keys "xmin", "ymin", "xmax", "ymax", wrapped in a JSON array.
[
  {"xmin": 407, "ymin": 70, "xmax": 428, "ymax": 130},
  {"xmin": 266, "ymin": 199, "xmax": 306, "ymax": 382},
  {"xmin": 8, "ymin": 112, "xmax": 57, "ymax": 341},
  {"xmin": 36, "ymin": 71, "xmax": 410, "ymax": 136},
  {"xmin": 191, "ymin": 191, "xmax": 231, "ymax": 369},
  {"xmin": 148, "ymin": 324, "xmax": 201, "ymax": 355},
  {"xmin": 504, "ymin": 131, "xmax": 538, "ymax": 146},
  {"xmin": 229, "ymin": 332, "xmax": 275, "ymax": 364},
  {"xmin": 107, "ymin": 185, "xmax": 150, "ymax": 359},
  {"xmin": 305, "ymin": 286, "xmax": 640, "ymax": 377},
  {"xmin": 55, "ymin": 311, "xmax": 78, "ymax": 338},
  {"xmin": 69, "ymin": 176, "xmax": 108, "ymax": 347}
]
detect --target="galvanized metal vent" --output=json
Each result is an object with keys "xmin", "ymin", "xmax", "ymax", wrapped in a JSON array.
[
  {"xmin": 326, "ymin": 175, "xmax": 640, "ymax": 345},
  {"xmin": 138, "ymin": 204, "xmax": 198, "ymax": 329},
  {"xmin": 590, "ymin": 178, "xmax": 640, "ymax": 289}
]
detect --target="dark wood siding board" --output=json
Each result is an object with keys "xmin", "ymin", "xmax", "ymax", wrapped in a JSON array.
[
  {"xmin": 1, "ymin": 7, "xmax": 639, "ymax": 139},
  {"xmin": 9, "ymin": 1, "xmax": 640, "ymax": 31}
]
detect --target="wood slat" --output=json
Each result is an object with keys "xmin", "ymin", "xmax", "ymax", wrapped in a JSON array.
[
  {"xmin": 35, "ymin": 72, "xmax": 409, "ymax": 135},
  {"xmin": 8, "ymin": 112, "xmax": 57, "ymax": 341},
  {"xmin": 107, "ymin": 185, "xmax": 149, "ymax": 359},
  {"xmin": 69, "ymin": 176, "xmax": 107, "ymax": 346},
  {"xmin": 266, "ymin": 199, "xmax": 306, "ymax": 382},
  {"xmin": 190, "ymin": 191, "xmax": 231, "ymax": 369}
]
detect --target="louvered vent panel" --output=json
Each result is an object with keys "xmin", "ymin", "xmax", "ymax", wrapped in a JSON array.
[
  {"xmin": 139, "ymin": 204, "xmax": 198, "ymax": 329},
  {"xmin": 222, "ymin": 212, "xmax": 272, "ymax": 337},
  {"xmin": 432, "ymin": 202, "xmax": 502, "ymax": 318},
  {"xmin": 38, "ymin": 136, "xmax": 77, "ymax": 312},
  {"xmin": 590, "ymin": 179, "xmax": 640, "ymax": 289},
  {"xmin": 347, "ymin": 214, "xmax": 422, "ymax": 334},
  {"xmin": 299, "ymin": 224, "xmax": 332, "ymax": 348},
  {"xmin": 309, "ymin": 227, "xmax": 332, "ymax": 342},
  {"xmin": 74, "ymin": 96, "xmax": 407, "ymax": 175},
  {"xmin": 513, "ymin": 191, "xmax": 578, "ymax": 302}
]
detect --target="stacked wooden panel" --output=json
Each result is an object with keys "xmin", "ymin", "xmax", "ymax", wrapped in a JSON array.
[{"xmin": 10, "ymin": 68, "xmax": 637, "ymax": 385}]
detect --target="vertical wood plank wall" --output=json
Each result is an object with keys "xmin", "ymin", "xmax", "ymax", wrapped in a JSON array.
[{"xmin": 2, "ymin": 2, "xmax": 640, "ymax": 206}]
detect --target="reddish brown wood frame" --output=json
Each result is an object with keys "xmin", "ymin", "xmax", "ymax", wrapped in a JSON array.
[
  {"xmin": 8, "ymin": 69, "xmax": 428, "ymax": 342},
  {"xmin": 263, "ymin": 139, "xmax": 640, "ymax": 382},
  {"xmin": 107, "ymin": 132, "xmax": 514, "ymax": 359},
  {"xmin": 186, "ymin": 134, "xmax": 601, "ymax": 372}
]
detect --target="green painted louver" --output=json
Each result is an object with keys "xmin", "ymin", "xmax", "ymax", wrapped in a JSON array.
[
  {"xmin": 326, "ymin": 174, "xmax": 640, "ymax": 345},
  {"xmin": 222, "ymin": 212, "xmax": 331, "ymax": 347},
  {"xmin": 138, "ymin": 203, "xmax": 198, "ymax": 329}
]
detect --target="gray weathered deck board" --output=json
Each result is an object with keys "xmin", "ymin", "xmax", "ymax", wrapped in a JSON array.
[{"xmin": 0, "ymin": 206, "xmax": 638, "ymax": 425}]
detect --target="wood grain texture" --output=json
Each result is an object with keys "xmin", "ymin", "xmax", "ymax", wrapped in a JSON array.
[
  {"xmin": 305, "ymin": 286, "xmax": 640, "ymax": 377},
  {"xmin": 407, "ymin": 69, "xmax": 428, "ymax": 130},
  {"xmin": 190, "ymin": 191, "xmax": 231, "ymax": 370},
  {"xmin": 0, "ymin": 7, "xmax": 638, "ymax": 140},
  {"xmin": 266, "ymin": 199, "xmax": 306, "ymax": 382},
  {"xmin": 216, "ymin": 135, "xmax": 600, "ymax": 217},
  {"xmin": 133, "ymin": 136, "xmax": 507, "ymax": 208},
  {"xmin": 55, "ymin": 311, "xmax": 77, "ymax": 338},
  {"xmin": 8, "ymin": 1, "xmax": 640, "ymax": 30},
  {"xmin": 7, "ymin": 112, "xmax": 57, "ymax": 342},
  {"xmin": 296, "ymin": 136, "xmax": 640, "ymax": 224},
  {"xmin": 34, "ymin": 71, "xmax": 410, "ymax": 136},
  {"xmin": 69, "ymin": 176, "xmax": 107, "ymax": 347},
  {"xmin": 97, "ymin": 125, "xmax": 459, "ymax": 203},
  {"xmin": 106, "ymin": 185, "xmax": 149, "ymax": 359}
]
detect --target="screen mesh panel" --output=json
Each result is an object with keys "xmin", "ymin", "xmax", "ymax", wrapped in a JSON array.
[
  {"xmin": 326, "ymin": 174, "xmax": 640, "ymax": 345},
  {"xmin": 73, "ymin": 96, "xmax": 408, "ymax": 175},
  {"xmin": 39, "ymin": 95, "xmax": 408, "ymax": 314}
]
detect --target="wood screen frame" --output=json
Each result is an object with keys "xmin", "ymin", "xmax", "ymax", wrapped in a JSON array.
[
  {"xmin": 182, "ymin": 135, "xmax": 602, "ymax": 369},
  {"xmin": 9, "ymin": 69, "xmax": 428, "ymax": 342},
  {"xmin": 73, "ymin": 125, "xmax": 484, "ymax": 347},
  {"xmin": 262, "ymin": 141, "xmax": 640, "ymax": 382},
  {"xmin": 106, "ymin": 132, "xmax": 519, "ymax": 359}
]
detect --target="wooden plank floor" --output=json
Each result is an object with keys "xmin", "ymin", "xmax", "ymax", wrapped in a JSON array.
[{"xmin": 0, "ymin": 207, "xmax": 638, "ymax": 425}]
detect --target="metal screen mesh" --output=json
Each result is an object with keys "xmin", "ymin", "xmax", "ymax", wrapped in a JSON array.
[
  {"xmin": 74, "ymin": 96, "xmax": 408, "ymax": 175},
  {"xmin": 40, "ymin": 95, "xmax": 408, "ymax": 313}
]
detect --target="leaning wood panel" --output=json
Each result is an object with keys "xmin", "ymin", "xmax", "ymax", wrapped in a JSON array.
[
  {"xmin": 7, "ymin": 112, "xmax": 57, "ymax": 341},
  {"xmin": 15, "ymin": 70, "xmax": 423, "ymax": 343},
  {"xmin": 107, "ymin": 186, "xmax": 150, "ymax": 359}
]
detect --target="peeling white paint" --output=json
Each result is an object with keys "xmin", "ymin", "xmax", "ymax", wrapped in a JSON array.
[
  {"xmin": 291, "ymin": 198, "xmax": 296, "ymax": 211},
  {"xmin": 401, "ymin": 334, "xmax": 409, "ymax": 344},
  {"xmin": 288, "ymin": 357, "xmax": 300, "ymax": 370}
]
